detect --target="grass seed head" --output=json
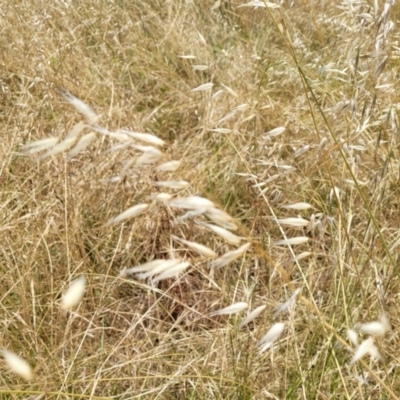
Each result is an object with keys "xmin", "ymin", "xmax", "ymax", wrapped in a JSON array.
[
  {"xmin": 21, "ymin": 137, "xmax": 60, "ymax": 154},
  {"xmin": 263, "ymin": 126, "xmax": 285, "ymax": 138},
  {"xmin": 281, "ymin": 202, "xmax": 313, "ymax": 210},
  {"xmin": 240, "ymin": 305, "xmax": 267, "ymax": 328},
  {"xmin": 351, "ymin": 337, "xmax": 375, "ymax": 364},
  {"xmin": 210, "ymin": 302, "xmax": 248, "ymax": 316},
  {"xmin": 2, "ymin": 349, "xmax": 33, "ymax": 381},
  {"xmin": 155, "ymin": 181, "xmax": 190, "ymax": 189},
  {"xmin": 201, "ymin": 223, "xmax": 242, "ymax": 245},
  {"xmin": 59, "ymin": 90, "xmax": 99, "ymax": 123},
  {"xmin": 61, "ymin": 276, "xmax": 86, "ymax": 310},
  {"xmin": 167, "ymin": 196, "xmax": 214, "ymax": 210},
  {"xmin": 135, "ymin": 259, "xmax": 182, "ymax": 280},
  {"xmin": 191, "ymin": 82, "xmax": 213, "ymax": 92},
  {"xmin": 107, "ymin": 204, "xmax": 149, "ymax": 225},
  {"xmin": 172, "ymin": 235, "xmax": 217, "ymax": 258},
  {"xmin": 39, "ymin": 137, "xmax": 77, "ymax": 160},
  {"xmin": 156, "ymin": 160, "xmax": 181, "ymax": 172},
  {"xmin": 210, "ymin": 243, "xmax": 251, "ymax": 268},
  {"xmin": 347, "ymin": 329, "xmax": 359, "ymax": 347},
  {"xmin": 68, "ymin": 132, "xmax": 96, "ymax": 159},
  {"xmin": 152, "ymin": 261, "xmax": 190, "ymax": 283},
  {"xmin": 258, "ymin": 323, "xmax": 286, "ymax": 354},
  {"xmin": 119, "ymin": 130, "xmax": 165, "ymax": 146},
  {"xmin": 274, "ymin": 237, "xmax": 310, "ymax": 246},
  {"xmin": 275, "ymin": 218, "xmax": 310, "ymax": 228}
]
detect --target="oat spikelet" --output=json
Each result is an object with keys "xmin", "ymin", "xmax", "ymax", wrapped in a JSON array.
[
  {"xmin": 167, "ymin": 196, "xmax": 214, "ymax": 210},
  {"xmin": 136, "ymin": 149, "xmax": 163, "ymax": 165},
  {"xmin": 136, "ymin": 259, "xmax": 181, "ymax": 280},
  {"xmin": 156, "ymin": 161, "xmax": 181, "ymax": 172},
  {"xmin": 210, "ymin": 128, "xmax": 232, "ymax": 134},
  {"xmin": 149, "ymin": 193, "xmax": 173, "ymax": 201},
  {"xmin": 211, "ymin": 243, "xmax": 251, "ymax": 268},
  {"xmin": 68, "ymin": 132, "xmax": 96, "ymax": 158},
  {"xmin": 274, "ymin": 237, "xmax": 309, "ymax": 246},
  {"xmin": 120, "ymin": 260, "xmax": 168, "ymax": 276},
  {"xmin": 40, "ymin": 137, "xmax": 77, "ymax": 160},
  {"xmin": 258, "ymin": 323, "xmax": 286, "ymax": 354},
  {"xmin": 240, "ymin": 305, "xmax": 267, "ymax": 328},
  {"xmin": 281, "ymin": 202, "xmax": 312, "ymax": 210},
  {"xmin": 238, "ymin": 1, "xmax": 280, "ymax": 8},
  {"xmin": 274, "ymin": 288, "xmax": 301, "ymax": 315},
  {"xmin": 65, "ymin": 121, "xmax": 86, "ymax": 139},
  {"xmin": 177, "ymin": 209, "xmax": 206, "ymax": 222},
  {"xmin": 263, "ymin": 126, "xmax": 285, "ymax": 138},
  {"xmin": 155, "ymin": 181, "xmax": 190, "ymax": 189},
  {"xmin": 62, "ymin": 276, "xmax": 86, "ymax": 310},
  {"xmin": 210, "ymin": 0, "xmax": 221, "ymax": 10},
  {"xmin": 59, "ymin": 90, "xmax": 99, "ymax": 123},
  {"xmin": 152, "ymin": 261, "xmax": 190, "ymax": 283},
  {"xmin": 210, "ymin": 302, "xmax": 248, "ymax": 316},
  {"xmin": 21, "ymin": 137, "xmax": 59, "ymax": 154},
  {"xmin": 2, "ymin": 349, "xmax": 33, "ymax": 381},
  {"xmin": 359, "ymin": 313, "xmax": 391, "ymax": 336},
  {"xmin": 172, "ymin": 235, "xmax": 217, "ymax": 258},
  {"xmin": 275, "ymin": 218, "xmax": 309, "ymax": 228},
  {"xmin": 118, "ymin": 130, "xmax": 165, "ymax": 146},
  {"xmin": 107, "ymin": 204, "xmax": 148, "ymax": 225},
  {"xmin": 347, "ymin": 329, "xmax": 359, "ymax": 347},
  {"xmin": 219, "ymin": 82, "xmax": 239, "ymax": 97},
  {"xmin": 201, "ymin": 223, "xmax": 242, "ymax": 245},
  {"xmin": 205, "ymin": 208, "xmax": 238, "ymax": 230},
  {"xmin": 193, "ymin": 65, "xmax": 209, "ymax": 71},
  {"xmin": 292, "ymin": 252, "xmax": 313, "ymax": 262},
  {"xmin": 191, "ymin": 82, "xmax": 213, "ymax": 92},
  {"xmin": 351, "ymin": 337, "xmax": 375, "ymax": 364}
]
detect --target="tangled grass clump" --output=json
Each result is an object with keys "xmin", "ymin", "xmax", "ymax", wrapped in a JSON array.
[{"xmin": 2, "ymin": 0, "xmax": 400, "ymax": 399}]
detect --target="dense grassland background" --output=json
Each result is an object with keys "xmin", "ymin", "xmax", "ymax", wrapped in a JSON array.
[{"xmin": 2, "ymin": 0, "xmax": 400, "ymax": 398}]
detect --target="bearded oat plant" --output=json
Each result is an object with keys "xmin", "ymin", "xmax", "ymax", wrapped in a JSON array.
[{"xmin": 2, "ymin": 0, "xmax": 400, "ymax": 399}]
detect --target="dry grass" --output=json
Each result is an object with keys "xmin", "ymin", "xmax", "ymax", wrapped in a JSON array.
[{"xmin": 2, "ymin": 0, "xmax": 400, "ymax": 398}]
